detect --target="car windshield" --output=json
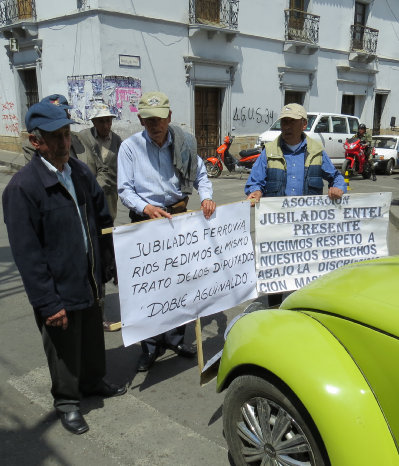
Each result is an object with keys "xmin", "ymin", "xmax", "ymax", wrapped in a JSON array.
[
  {"xmin": 306, "ymin": 114, "xmax": 317, "ymax": 131},
  {"xmin": 372, "ymin": 138, "xmax": 397, "ymax": 149},
  {"xmin": 269, "ymin": 120, "xmax": 281, "ymax": 130},
  {"xmin": 268, "ymin": 113, "xmax": 317, "ymax": 131}
]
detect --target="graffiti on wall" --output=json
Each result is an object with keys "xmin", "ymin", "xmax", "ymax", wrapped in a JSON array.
[
  {"xmin": 67, "ymin": 75, "xmax": 142, "ymax": 121},
  {"xmin": 1, "ymin": 100, "xmax": 19, "ymax": 134},
  {"xmin": 233, "ymin": 106, "xmax": 275, "ymax": 126}
]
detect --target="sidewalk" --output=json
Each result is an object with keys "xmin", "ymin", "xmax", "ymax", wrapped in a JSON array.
[{"xmin": 1, "ymin": 148, "xmax": 399, "ymax": 228}]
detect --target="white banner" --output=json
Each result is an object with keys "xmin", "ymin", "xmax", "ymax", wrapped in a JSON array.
[
  {"xmin": 255, "ymin": 192, "xmax": 392, "ymax": 294},
  {"xmin": 113, "ymin": 202, "xmax": 257, "ymax": 347}
]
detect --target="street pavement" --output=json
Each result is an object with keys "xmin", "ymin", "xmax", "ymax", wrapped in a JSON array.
[{"xmin": 0, "ymin": 149, "xmax": 398, "ymax": 466}]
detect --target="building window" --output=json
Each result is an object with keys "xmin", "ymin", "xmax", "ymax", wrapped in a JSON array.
[
  {"xmin": 189, "ymin": 0, "xmax": 239, "ymax": 29},
  {"xmin": 0, "ymin": 0, "xmax": 36, "ymax": 25}
]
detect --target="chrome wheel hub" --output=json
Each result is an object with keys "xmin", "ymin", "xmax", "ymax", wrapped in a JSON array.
[{"xmin": 237, "ymin": 397, "xmax": 315, "ymax": 465}]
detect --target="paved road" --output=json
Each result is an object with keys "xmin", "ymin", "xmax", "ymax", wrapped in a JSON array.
[{"xmin": 0, "ymin": 165, "xmax": 398, "ymax": 466}]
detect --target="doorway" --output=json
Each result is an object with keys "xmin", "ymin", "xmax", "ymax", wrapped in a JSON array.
[
  {"xmin": 373, "ymin": 93, "xmax": 386, "ymax": 135},
  {"xmin": 353, "ymin": 2, "xmax": 367, "ymax": 50},
  {"xmin": 341, "ymin": 95, "xmax": 355, "ymax": 115},
  {"xmin": 195, "ymin": 87, "xmax": 221, "ymax": 158},
  {"xmin": 284, "ymin": 91, "xmax": 304, "ymax": 105},
  {"xmin": 18, "ymin": 68, "xmax": 39, "ymax": 127}
]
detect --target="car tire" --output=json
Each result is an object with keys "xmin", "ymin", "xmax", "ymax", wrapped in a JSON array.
[
  {"xmin": 205, "ymin": 161, "xmax": 222, "ymax": 178},
  {"xmin": 223, "ymin": 375, "xmax": 329, "ymax": 466},
  {"xmin": 385, "ymin": 159, "xmax": 394, "ymax": 176}
]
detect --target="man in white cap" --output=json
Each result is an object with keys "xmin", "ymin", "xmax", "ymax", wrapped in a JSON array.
[
  {"xmin": 79, "ymin": 102, "xmax": 122, "ymax": 332},
  {"xmin": 245, "ymin": 103, "xmax": 346, "ymax": 307},
  {"xmin": 79, "ymin": 102, "xmax": 122, "ymax": 221},
  {"xmin": 118, "ymin": 91, "xmax": 216, "ymax": 372}
]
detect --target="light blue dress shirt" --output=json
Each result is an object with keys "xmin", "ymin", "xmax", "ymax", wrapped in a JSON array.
[
  {"xmin": 118, "ymin": 129, "xmax": 213, "ymax": 214},
  {"xmin": 40, "ymin": 156, "xmax": 88, "ymax": 251}
]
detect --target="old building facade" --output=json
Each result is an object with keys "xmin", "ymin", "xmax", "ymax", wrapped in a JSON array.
[{"xmin": 0, "ymin": 0, "xmax": 398, "ymax": 155}]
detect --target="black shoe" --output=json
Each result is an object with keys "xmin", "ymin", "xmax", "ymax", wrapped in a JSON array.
[
  {"xmin": 58, "ymin": 410, "xmax": 89, "ymax": 435},
  {"xmin": 137, "ymin": 351, "xmax": 159, "ymax": 372},
  {"xmin": 86, "ymin": 380, "xmax": 127, "ymax": 397},
  {"xmin": 169, "ymin": 343, "xmax": 196, "ymax": 358}
]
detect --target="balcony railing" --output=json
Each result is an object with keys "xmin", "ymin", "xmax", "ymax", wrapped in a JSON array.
[
  {"xmin": 0, "ymin": 0, "xmax": 36, "ymax": 26},
  {"xmin": 189, "ymin": 0, "xmax": 239, "ymax": 29},
  {"xmin": 284, "ymin": 9, "xmax": 319, "ymax": 44},
  {"xmin": 350, "ymin": 24, "xmax": 378, "ymax": 54}
]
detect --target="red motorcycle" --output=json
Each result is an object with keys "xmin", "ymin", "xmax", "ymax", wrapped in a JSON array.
[
  {"xmin": 205, "ymin": 135, "xmax": 260, "ymax": 178},
  {"xmin": 342, "ymin": 137, "xmax": 376, "ymax": 180}
]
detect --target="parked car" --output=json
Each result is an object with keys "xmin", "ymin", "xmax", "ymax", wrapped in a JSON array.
[
  {"xmin": 213, "ymin": 255, "xmax": 399, "ymax": 465},
  {"xmin": 371, "ymin": 134, "xmax": 399, "ymax": 175},
  {"xmin": 256, "ymin": 112, "xmax": 360, "ymax": 166}
]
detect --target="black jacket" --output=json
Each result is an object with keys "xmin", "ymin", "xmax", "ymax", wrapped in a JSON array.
[{"xmin": 3, "ymin": 153, "xmax": 114, "ymax": 317}]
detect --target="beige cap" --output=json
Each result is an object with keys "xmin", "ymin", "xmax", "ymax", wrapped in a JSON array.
[
  {"xmin": 90, "ymin": 103, "xmax": 116, "ymax": 120},
  {"xmin": 278, "ymin": 103, "xmax": 307, "ymax": 120},
  {"xmin": 138, "ymin": 91, "xmax": 170, "ymax": 119}
]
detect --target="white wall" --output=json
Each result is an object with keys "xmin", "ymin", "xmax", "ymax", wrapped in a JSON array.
[{"xmin": 2, "ymin": 0, "xmax": 399, "ymax": 140}]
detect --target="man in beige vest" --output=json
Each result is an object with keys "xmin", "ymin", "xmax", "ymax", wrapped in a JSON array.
[
  {"xmin": 79, "ymin": 103, "xmax": 122, "ymax": 331},
  {"xmin": 79, "ymin": 103, "xmax": 122, "ymax": 221}
]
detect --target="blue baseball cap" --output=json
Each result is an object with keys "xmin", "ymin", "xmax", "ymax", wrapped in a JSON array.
[
  {"xmin": 25, "ymin": 102, "xmax": 76, "ymax": 133},
  {"xmin": 40, "ymin": 94, "xmax": 73, "ymax": 109}
]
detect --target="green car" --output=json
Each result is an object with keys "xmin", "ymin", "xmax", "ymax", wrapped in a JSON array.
[{"xmin": 216, "ymin": 256, "xmax": 399, "ymax": 465}]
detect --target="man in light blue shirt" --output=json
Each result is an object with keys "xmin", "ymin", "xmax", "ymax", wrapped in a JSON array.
[{"xmin": 118, "ymin": 91, "xmax": 216, "ymax": 372}]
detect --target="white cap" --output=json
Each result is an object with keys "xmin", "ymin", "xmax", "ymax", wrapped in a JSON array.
[{"xmin": 90, "ymin": 103, "xmax": 116, "ymax": 120}]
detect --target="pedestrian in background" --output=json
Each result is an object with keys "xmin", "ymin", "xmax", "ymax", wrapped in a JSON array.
[
  {"xmin": 118, "ymin": 91, "xmax": 216, "ymax": 372},
  {"xmin": 79, "ymin": 102, "xmax": 122, "ymax": 331},
  {"xmin": 79, "ymin": 102, "xmax": 122, "ymax": 221},
  {"xmin": 245, "ymin": 103, "xmax": 346, "ymax": 307},
  {"xmin": 3, "ymin": 101, "xmax": 126, "ymax": 435}
]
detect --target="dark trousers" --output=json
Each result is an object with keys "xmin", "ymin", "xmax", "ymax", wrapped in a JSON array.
[
  {"xmin": 141, "ymin": 325, "xmax": 186, "ymax": 354},
  {"xmin": 35, "ymin": 303, "xmax": 106, "ymax": 412},
  {"xmin": 268, "ymin": 293, "xmax": 283, "ymax": 308},
  {"xmin": 130, "ymin": 202, "xmax": 188, "ymax": 355}
]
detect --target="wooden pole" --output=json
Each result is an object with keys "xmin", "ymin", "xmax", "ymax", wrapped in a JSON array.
[{"xmin": 195, "ymin": 318, "xmax": 204, "ymax": 374}]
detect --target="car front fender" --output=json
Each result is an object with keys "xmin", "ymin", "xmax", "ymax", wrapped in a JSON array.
[{"xmin": 217, "ymin": 309, "xmax": 398, "ymax": 465}]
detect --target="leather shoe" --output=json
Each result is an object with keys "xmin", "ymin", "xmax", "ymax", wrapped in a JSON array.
[
  {"xmin": 86, "ymin": 380, "xmax": 127, "ymax": 397},
  {"xmin": 58, "ymin": 410, "xmax": 89, "ymax": 435},
  {"xmin": 137, "ymin": 351, "xmax": 159, "ymax": 372},
  {"xmin": 169, "ymin": 343, "xmax": 196, "ymax": 358}
]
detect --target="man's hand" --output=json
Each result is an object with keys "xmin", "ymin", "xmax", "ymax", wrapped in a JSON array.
[
  {"xmin": 45, "ymin": 309, "xmax": 68, "ymax": 330},
  {"xmin": 201, "ymin": 199, "xmax": 216, "ymax": 219},
  {"xmin": 246, "ymin": 190, "xmax": 262, "ymax": 206},
  {"xmin": 143, "ymin": 204, "xmax": 172, "ymax": 219},
  {"xmin": 328, "ymin": 187, "xmax": 344, "ymax": 200}
]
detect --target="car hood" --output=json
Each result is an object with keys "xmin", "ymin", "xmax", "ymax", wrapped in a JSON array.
[
  {"xmin": 282, "ymin": 256, "xmax": 399, "ymax": 337},
  {"xmin": 374, "ymin": 148, "xmax": 397, "ymax": 157}
]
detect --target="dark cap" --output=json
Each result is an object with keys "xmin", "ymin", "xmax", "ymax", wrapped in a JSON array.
[
  {"xmin": 359, "ymin": 123, "xmax": 366, "ymax": 130},
  {"xmin": 25, "ymin": 102, "xmax": 76, "ymax": 133},
  {"xmin": 40, "ymin": 94, "xmax": 72, "ymax": 109}
]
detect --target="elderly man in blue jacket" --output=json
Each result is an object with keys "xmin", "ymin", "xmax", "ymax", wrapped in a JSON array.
[
  {"xmin": 2, "ymin": 102, "xmax": 126, "ymax": 435},
  {"xmin": 245, "ymin": 103, "xmax": 346, "ymax": 307}
]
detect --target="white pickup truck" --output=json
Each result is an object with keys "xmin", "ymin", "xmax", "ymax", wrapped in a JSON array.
[{"xmin": 256, "ymin": 112, "xmax": 360, "ymax": 166}]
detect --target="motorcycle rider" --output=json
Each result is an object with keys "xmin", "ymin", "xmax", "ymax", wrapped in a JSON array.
[
  {"xmin": 353, "ymin": 123, "xmax": 376, "ymax": 180},
  {"xmin": 353, "ymin": 123, "xmax": 372, "ymax": 155}
]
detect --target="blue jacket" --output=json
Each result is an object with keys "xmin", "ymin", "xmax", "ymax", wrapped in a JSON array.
[{"xmin": 3, "ymin": 153, "xmax": 114, "ymax": 318}]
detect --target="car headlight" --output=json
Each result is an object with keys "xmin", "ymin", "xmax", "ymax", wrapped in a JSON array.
[{"xmin": 224, "ymin": 301, "xmax": 266, "ymax": 340}]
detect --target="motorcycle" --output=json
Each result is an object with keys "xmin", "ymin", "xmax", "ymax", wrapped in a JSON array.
[
  {"xmin": 342, "ymin": 136, "xmax": 376, "ymax": 180},
  {"xmin": 205, "ymin": 135, "xmax": 261, "ymax": 178}
]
